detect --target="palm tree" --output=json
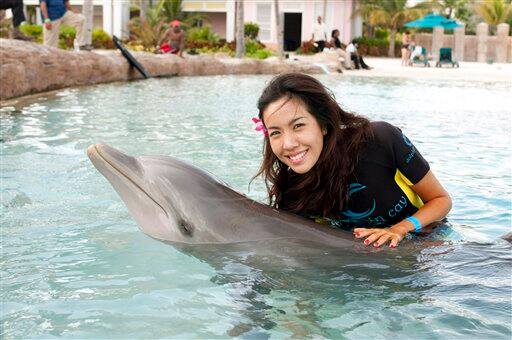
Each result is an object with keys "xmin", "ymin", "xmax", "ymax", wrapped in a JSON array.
[
  {"xmin": 476, "ymin": 0, "xmax": 512, "ymax": 32},
  {"xmin": 235, "ymin": 0, "xmax": 245, "ymax": 58},
  {"xmin": 356, "ymin": 0, "xmax": 425, "ymax": 57},
  {"xmin": 423, "ymin": 0, "xmax": 468, "ymax": 19},
  {"xmin": 274, "ymin": 0, "xmax": 283, "ymax": 59},
  {"xmin": 83, "ymin": 0, "xmax": 93, "ymax": 46},
  {"xmin": 151, "ymin": 0, "xmax": 203, "ymax": 26}
]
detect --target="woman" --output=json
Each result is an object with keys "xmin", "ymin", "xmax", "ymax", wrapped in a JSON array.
[
  {"xmin": 253, "ymin": 73, "xmax": 451, "ymax": 248},
  {"xmin": 401, "ymin": 31, "xmax": 411, "ymax": 66},
  {"xmin": 329, "ymin": 29, "xmax": 352, "ymax": 70}
]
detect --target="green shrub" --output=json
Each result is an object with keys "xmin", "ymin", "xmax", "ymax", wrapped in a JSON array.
[
  {"xmin": 130, "ymin": 5, "xmax": 140, "ymax": 19},
  {"xmin": 244, "ymin": 38, "xmax": 263, "ymax": 54},
  {"xmin": 374, "ymin": 28, "xmax": 389, "ymax": 40},
  {"xmin": 186, "ymin": 26, "xmax": 219, "ymax": 43},
  {"xmin": 20, "ymin": 24, "xmax": 114, "ymax": 49},
  {"xmin": 196, "ymin": 44, "xmax": 234, "ymax": 56},
  {"xmin": 244, "ymin": 22, "xmax": 259, "ymax": 39},
  {"xmin": 244, "ymin": 38, "xmax": 273, "ymax": 59},
  {"xmin": 247, "ymin": 48, "xmax": 273, "ymax": 59},
  {"xmin": 92, "ymin": 28, "xmax": 114, "ymax": 49},
  {"xmin": 58, "ymin": 25, "xmax": 76, "ymax": 48},
  {"xmin": 19, "ymin": 24, "xmax": 43, "ymax": 42},
  {"xmin": 353, "ymin": 36, "xmax": 388, "ymax": 48},
  {"xmin": 20, "ymin": 24, "xmax": 42, "ymax": 38},
  {"xmin": 20, "ymin": 24, "xmax": 76, "ymax": 47}
]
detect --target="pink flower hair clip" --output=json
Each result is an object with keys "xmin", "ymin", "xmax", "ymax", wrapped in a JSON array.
[{"xmin": 252, "ymin": 117, "xmax": 268, "ymax": 137}]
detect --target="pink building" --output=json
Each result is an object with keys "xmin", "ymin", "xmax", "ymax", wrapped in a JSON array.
[{"xmin": 183, "ymin": 0, "xmax": 363, "ymax": 50}]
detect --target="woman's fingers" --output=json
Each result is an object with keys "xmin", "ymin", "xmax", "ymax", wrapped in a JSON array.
[
  {"xmin": 363, "ymin": 230, "xmax": 385, "ymax": 246},
  {"xmin": 353, "ymin": 228, "xmax": 376, "ymax": 238},
  {"xmin": 389, "ymin": 235, "xmax": 401, "ymax": 248},
  {"xmin": 354, "ymin": 228, "xmax": 405, "ymax": 248},
  {"xmin": 373, "ymin": 233, "xmax": 392, "ymax": 248}
]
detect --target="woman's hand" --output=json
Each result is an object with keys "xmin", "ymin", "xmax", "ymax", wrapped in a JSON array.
[{"xmin": 354, "ymin": 224, "xmax": 410, "ymax": 248}]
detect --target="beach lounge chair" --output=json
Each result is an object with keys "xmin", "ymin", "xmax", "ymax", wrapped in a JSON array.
[
  {"xmin": 410, "ymin": 47, "xmax": 430, "ymax": 67},
  {"xmin": 436, "ymin": 48, "xmax": 459, "ymax": 68}
]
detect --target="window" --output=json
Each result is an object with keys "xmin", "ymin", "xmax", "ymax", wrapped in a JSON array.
[{"xmin": 257, "ymin": 3, "xmax": 271, "ymax": 41}]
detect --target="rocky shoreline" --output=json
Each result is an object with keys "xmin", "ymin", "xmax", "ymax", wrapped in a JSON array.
[{"xmin": 0, "ymin": 39, "xmax": 324, "ymax": 101}]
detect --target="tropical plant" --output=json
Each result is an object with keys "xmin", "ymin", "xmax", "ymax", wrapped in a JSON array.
[
  {"xmin": 244, "ymin": 22, "xmax": 259, "ymax": 39},
  {"xmin": 355, "ymin": 0, "xmax": 426, "ymax": 57},
  {"xmin": 129, "ymin": 18, "xmax": 168, "ymax": 50},
  {"xmin": 476, "ymin": 0, "xmax": 512, "ymax": 29},
  {"xmin": 422, "ymin": 0, "xmax": 468, "ymax": 18},
  {"xmin": 186, "ymin": 26, "xmax": 219, "ymax": 44},
  {"xmin": 152, "ymin": 0, "xmax": 203, "ymax": 27},
  {"xmin": 92, "ymin": 28, "xmax": 115, "ymax": 49}
]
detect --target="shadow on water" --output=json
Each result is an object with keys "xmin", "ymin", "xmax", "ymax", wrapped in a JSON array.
[{"xmin": 173, "ymin": 237, "xmax": 512, "ymax": 338}]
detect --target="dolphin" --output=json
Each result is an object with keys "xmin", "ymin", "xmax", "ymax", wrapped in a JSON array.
[{"xmin": 86, "ymin": 143, "xmax": 359, "ymax": 248}]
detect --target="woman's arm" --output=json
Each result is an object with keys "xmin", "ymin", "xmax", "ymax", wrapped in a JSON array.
[{"xmin": 354, "ymin": 170, "xmax": 452, "ymax": 247}]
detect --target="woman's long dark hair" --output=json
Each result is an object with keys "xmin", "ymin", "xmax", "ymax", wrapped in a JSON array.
[{"xmin": 253, "ymin": 73, "xmax": 372, "ymax": 218}]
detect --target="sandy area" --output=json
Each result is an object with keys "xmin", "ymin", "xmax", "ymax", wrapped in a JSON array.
[{"xmin": 340, "ymin": 57, "xmax": 512, "ymax": 83}]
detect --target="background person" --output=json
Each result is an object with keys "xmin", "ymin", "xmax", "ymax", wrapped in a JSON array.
[
  {"xmin": 0, "ymin": 0, "xmax": 33, "ymax": 40},
  {"xmin": 329, "ymin": 29, "xmax": 352, "ymax": 70},
  {"xmin": 40, "ymin": 0, "xmax": 91, "ymax": 50},
  {"xmin": 346, "ymin": 39, "xmax": 371, "ymax": 70},
  {"xmin": 163, "ymin": 20, "xmax": 185, "ymax": 57},
  {"xmin": 253, "ymin": 73, "xmax": 452, "ymax": 248},
  {"xmin": 312, "ymin": 15, "xmax": 327, "ymax": 53},
  {"xmin": 401, "ymin": 31, "xmax": 411, "ymax": 66},
  {"xmin": 410, "ymin": 42, "xmax": 423, "ymax": 63}
]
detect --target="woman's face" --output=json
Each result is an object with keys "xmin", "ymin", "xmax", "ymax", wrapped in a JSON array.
[{"xmin": 263, "ymin": 96, "xmax": 326, "ymax": 174}]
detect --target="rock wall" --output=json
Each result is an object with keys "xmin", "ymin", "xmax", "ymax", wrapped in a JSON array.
[{"xmin": 0, "ymin": 39, "xmax": 322, "ymax": 100}]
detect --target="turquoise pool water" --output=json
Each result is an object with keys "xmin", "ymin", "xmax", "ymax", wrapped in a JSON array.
[{"xmin": 1, "ymin": 75, "xmax": 511, "ymax": 338}]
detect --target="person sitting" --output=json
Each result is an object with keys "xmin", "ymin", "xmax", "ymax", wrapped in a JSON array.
[
  {"xmin": 162, "ymin": 20, "xmax": 185, "ymax": 57},
  {"xmin": 0, "ymin": 0, "xmax": 33, "ymax": 40},
  {"xmin": 329, "ymin": 29, "xmax": 353, "ymax": 70},
  {"xmin": 312, "ymin": 16, "xmax": 327, "ymax": 53},
  {"xmin": 40, "ymin": 0, "xmax": 91, "ymax": 50},
  {"xmin": 410, "ymin": 43, "xmax": 423, "ymax": 62},
  {"xmin": 346, "ymin": 39, "xmax": 371, "ymax": 70},
  {"xmin": 253, "ymin": 73, "xmax": 452, "ymax": 248}
]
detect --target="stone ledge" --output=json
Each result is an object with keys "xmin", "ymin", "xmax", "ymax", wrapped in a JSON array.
[{"xmin": 0, "ymin": 39, "xmax": 323, "ymax": 100}]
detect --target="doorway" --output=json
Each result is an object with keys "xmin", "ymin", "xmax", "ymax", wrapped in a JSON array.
[{"xmin": 283, "ymin": 13, "xmax": 302, "ymax": 52}]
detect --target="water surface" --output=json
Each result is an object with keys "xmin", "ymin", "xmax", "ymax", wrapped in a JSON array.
[{"xmin": 1, "ymin": 75, "xmax": 511, "ymax": 338}]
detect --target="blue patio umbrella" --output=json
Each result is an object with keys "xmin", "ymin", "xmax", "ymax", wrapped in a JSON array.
[{"xmin": 405, "ymin": 14, "xmax": 462, "ymax": 29}]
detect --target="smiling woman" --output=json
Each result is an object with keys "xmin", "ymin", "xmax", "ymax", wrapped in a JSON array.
[{"xmin": 253, "ymin": 73, "xmax": 452, "ymax": 248}]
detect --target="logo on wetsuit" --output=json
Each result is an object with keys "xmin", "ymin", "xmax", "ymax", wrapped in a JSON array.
[
  {"xmin": 402, "ymin": 133, "xmax": 416, "ymax": 164},
  {"xmin": 338, "ymin": 183, "xmax": 412, "ymax": 227}
]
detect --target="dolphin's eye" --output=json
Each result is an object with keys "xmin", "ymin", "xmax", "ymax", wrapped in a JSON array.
[{"xmin": 178, "ymin": 219, "xmax": 193, "ymax": 237}]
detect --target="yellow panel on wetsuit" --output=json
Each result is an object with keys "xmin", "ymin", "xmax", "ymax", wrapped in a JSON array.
[{"xmin": 394, "ymin": 169, "xmax": 424, "ymax": 209}]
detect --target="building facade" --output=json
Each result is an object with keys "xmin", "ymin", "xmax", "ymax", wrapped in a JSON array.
[
  {"xmin": 21, "ymin": 0, "xmax": 361, "ymax": 48},
  {"xmin": 183, "ymin": 0, "xmax": 362, "ymax": 49}
]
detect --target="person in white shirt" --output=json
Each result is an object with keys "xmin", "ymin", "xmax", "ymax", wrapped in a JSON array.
[
  {"xmin": 312, "ymin": 16, "xmax": 327, "ymax": 53},
  {"xmin": 410, "ymin": 43, "xmax": 423, "ymax": 61},
  {"xmin": 346, "ymin": 39, "xmax": 371, "ymax": 70}
]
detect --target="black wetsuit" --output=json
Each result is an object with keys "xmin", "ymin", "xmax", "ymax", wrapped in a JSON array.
[{"xmin": 326, "ymin": 121, "xmax": 430, "ymax": 229}]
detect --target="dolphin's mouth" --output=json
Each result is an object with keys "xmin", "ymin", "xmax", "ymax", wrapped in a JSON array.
[{"xmin": 87, "ymin": 143, "xmax": 168, "ymax": 218}]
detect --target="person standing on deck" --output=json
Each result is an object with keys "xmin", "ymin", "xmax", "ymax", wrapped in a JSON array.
[
  {"xmin": 0, "ymin": 0, "xmax": 33, "ymax": 40},
  {"xmin": 39, "ymin": 0, "xmax": 91, "ymax": 50}
]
